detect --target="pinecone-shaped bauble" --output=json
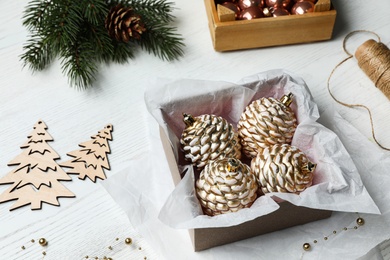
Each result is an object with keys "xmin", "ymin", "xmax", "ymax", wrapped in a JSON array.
[
  {"xmin": 251, "ymin": 144, "xmax": 316, "ymax": 194},
  {"xmin": 238, "ymin": 93, "xmax": 297, "ymax": 158},
  {"xmin": 105, "ymin": 5, "xmax": 146, "ymax": 42},
  {"xmin": 180, "ymin": 113, "xmax": 241, "ymax": 169},
  {"xmin": 196, "ymin": 158, "xmax": 258, "ymax": 216}
]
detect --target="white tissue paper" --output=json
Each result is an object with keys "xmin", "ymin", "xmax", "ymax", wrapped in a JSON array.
[{"xmin": 102, "ymin": 70, "xmax": 390, "ymax": 260}]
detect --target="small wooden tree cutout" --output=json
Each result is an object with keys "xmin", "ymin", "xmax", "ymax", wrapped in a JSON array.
[
  {"xmin": 0, "ymin": 120, "xmax": 75, "ymax": 210},
  {"xmin": 60, "ymin": 124, "xmax": 113, "ymax": 182}
]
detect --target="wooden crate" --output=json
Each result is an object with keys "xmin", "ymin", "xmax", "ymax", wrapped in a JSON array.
[{"xmin": 204, "ymin": 0, "xmax": 337, "ymax": 51}]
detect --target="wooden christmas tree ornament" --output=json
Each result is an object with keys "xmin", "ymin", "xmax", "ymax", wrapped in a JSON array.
[
  {"xmin": 60, "ymin": 124, "xmax": 113, "ymax": 182},
  {"xmin": 0, "ymin": 120, "xmax": 75, "ymax": 210}
]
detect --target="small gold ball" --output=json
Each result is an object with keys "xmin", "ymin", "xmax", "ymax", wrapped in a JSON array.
[
  {"xmin": 125, "ymin": 238, "xmax": 132, "ymax": 245},
  {"xmin": 357, "ymin": 217, "xmax": 365, "ymax": 226},
  {"xmin": 107, "ymin": 258, "xmax": 113, "ymax": 260},
  {"xmin": 303, "ymin": 243, "xmax": 311, "ymax": 251},
  {"xmin": 39, "ymin": 238, "xmax": 47, "ymax": 246},
  {"xmin": 324, "ymin": 237, "xmax": 328, "ymax": 240},
  {"xmin": 343, "ymin": 227, "xmax": 348, "ymax": 231},
  {"xmin": 354, "ymin": 226, "xmax": 358, "ymax": 229},
  {"xmin": 313, "ymin": 240, "xmax": 317, "ymax": 244},
  {"xmin": 21, "ymin": 246, "xmax": 26, "ymax": 250}
]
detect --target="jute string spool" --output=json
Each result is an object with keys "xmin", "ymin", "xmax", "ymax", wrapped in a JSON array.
[{"xmin": 327, "ymin": 30, "xmax": 390, "ymax": 151}]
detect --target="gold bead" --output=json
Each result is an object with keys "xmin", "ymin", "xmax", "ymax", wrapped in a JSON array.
[
  {"xmin": 21, "ymin": 246, "xmax": 26, "ymax": 250},
  {"xmin": 333, "ymin": 230, "xmax": 337, "ymax": 234},
  {"xmin": 303, "ymin": 243, "xmax": 311, "ymax": 251},
  {"xmin": 324, "ymin": 237, "xmax": 328, "ymax": 240},
  {"xmin": 107, "ymin": 258, "xmax": 113, "ymax": 260},
  {"xmin": 39, "ymin": 238, "xmax": 47, "ymax": 246},
  {"xmin": 313, "ymin": 240, "xmax": 317, "ymax": 244},
  {"xmin": 42, "ymin": 251, "xmax": 46, "ymax": 255},
  {"xmin": 125, "ymin": 238, "xmax": 132, "ymax": 245},
  {"xmin": 357, "ymin": 217, "xmax": 365, "ymax": 226},
  {"xmin": 343, "ymin": 227, "xmax": 348, "ymax": 231},
  {"xmin": 354, "ymin": 226, "xmax": 358, "ymax": 229}
]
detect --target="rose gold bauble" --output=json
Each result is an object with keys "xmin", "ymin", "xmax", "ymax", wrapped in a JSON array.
[
  {"xmin": 238, "ymin": 0, "xmax": 264, "ymax": 10},
  {"xmin": 291, "ymin": 1, "xmax": 315, "ymax": 14},
  {"xmin": 272, "ymin": 7, "xmax": 290, "ymax": 16},
  {"xmin": 239, "ymin": 6, "xmax": 264, "ymax": 20},
  {"xmin": 265, "ymin": 0, "xmax": 291, "ymax": 8}
]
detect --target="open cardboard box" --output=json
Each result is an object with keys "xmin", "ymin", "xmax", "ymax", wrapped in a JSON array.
[
  {"xmin": 159, "ymin": 126, "xmax": 332, "ymax": 251},
  {"xmin": 204, "ymin": 0, "xmax": 337, "ymax": 51}
]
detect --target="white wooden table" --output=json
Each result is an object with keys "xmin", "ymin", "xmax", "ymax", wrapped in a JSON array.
[{"xmin": 1, "ymin": 0, "xmax": 390, "ymax": 259}]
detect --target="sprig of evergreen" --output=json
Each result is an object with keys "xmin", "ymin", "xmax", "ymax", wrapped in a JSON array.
[{"xmin": 21, "ymin": 0, "xmax": 184, "ymax": 89}]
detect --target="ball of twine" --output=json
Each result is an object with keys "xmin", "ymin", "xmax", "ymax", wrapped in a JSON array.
[
  {"xmin": 355, "ymin": 39, "xmax": 390, "ymax": 100},
  {"xmin": 327, "ymin": 30, "xmax": 390, "ymax": 151}
]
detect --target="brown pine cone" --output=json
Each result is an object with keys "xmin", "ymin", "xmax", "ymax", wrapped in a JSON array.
[
  {"xmin": 238, "ymin": 93, "xmax": 297, "ymax": 158},
  {"xmin": 180, "ymin": 113, "xmax": 241, "ymax": 169},
  {"xmin": 105, "ymin": 5, "xmax": 146, "ymax": 42},
  {"xmin": 196, "ymin": 158, "xmax": 258, "ymax": 216},
  {"xmin": 251, "ymin": 144, "xmax": 316, "ymax": 194}
]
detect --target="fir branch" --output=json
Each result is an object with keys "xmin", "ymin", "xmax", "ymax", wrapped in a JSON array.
[
  {"xmin": 81, "ymin": 0, "xmax": 109, "ymax": 25},
  {"xmin": 124, "ymin": 0, "xmax": 175, "ymax": 24},
  {"xmin": 109, "ymin": 41, "xmax": 136, "ymax": 63},
  {"xmin": 139, "ymin": 23, "xmax": 184, "ymax": 61},
  {"xmin": 60, "ymin": 39, "xmax": 98, "ymax": 89},
  {"xmin": 40, "ymin": 1, "xmax": 84, "ymax": 52},
  {"xmin": 20, "ymin": 36, "xmax": 54, "ymax": 71},
  {"xmin": 22, "ymin": 0, "xmax": 52, "ymax": 32},
  {"xmin": 21, "ymin": 0, "xmax": 185, "ymax": 89}
]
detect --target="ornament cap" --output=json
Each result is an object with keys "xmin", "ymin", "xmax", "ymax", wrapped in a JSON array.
[
  {"xmin": 226, "ymin": 158, "xmax": 240, "ymax": 172},
  {"xmin": 183, "ymin": 113, "xmax": 196, "ymax": 127},
  {"xmin": 304, "ymin": 161, "xmax": 317, "ymax": 173},
  {"xmin": 280, "ymin": 92, "xmax": 293, "ymax": 107}
]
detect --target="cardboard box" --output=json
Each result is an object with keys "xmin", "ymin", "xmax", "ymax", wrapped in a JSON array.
[
  {"xmin": 159, "ymin": 127, "xmax": 332, "ymax": 251},
  {"xmin": 204, "ymin": 0, "xmax": 337, "ymax": 51}
]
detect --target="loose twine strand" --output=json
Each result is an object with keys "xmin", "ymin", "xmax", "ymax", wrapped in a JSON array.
[{"xmin": 327, "ymin": 30, "xmax": 390, "ymax": 151}]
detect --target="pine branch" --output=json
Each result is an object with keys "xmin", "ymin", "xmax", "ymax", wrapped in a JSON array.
[
  {"xmin": 109, "ymin": 41, "xmax": 136, "ymax": 63},
  {"xmin": 60, "ymin": 39, "xmax": 98, "ymax": 89},
  {"xmin": 139, "ymin": 23, "xmax": 185, "ymax": 61},
  {"xmin": 124, "ymin": 0, "xmax": 175, "ymax": 24},
  {"xmin": 21, "ymin": 0, "xmax": 185, "ymax": 89},
  {"xmin": 81, "ymin": 0, "xmax": 109, "ymax": 25},
  {"xmin": 20, "ymin": 36, "xmax": 54, "ymax": 71},
  {"xmin": 40, "ymin": 1, "xmax": 83, "ymax": 52},
  {"xmin": 22, "ymin": 0, "xmax": 52, "ymax": 32}
]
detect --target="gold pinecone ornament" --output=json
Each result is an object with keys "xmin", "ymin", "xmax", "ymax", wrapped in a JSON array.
[
  {"xmin": 105, "ymin": 5, "xmax": 146, "ymax": 42},
  {"xmin": 180, "ymin": 113, "xmax": 241, "ymax": 169},
  {"xmin": 251, "ymin": 144, "xmax": 316, "ymax": 194},
  {"xmin": 196, "ymin": 158, "xmax": 258, "ymax": 216},
  {"xmin": 237, "ymin": 93, "xmax": 297, "ymax": 158}
]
